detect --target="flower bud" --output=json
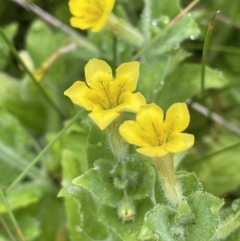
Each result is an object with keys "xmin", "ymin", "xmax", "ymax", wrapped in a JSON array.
[{"xmin": 117, "ymin": 196, "xmax": 135, "ymax": 221}]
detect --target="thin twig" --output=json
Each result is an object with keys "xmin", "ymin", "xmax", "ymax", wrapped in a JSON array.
[
  {"xmin": 131, "ymin": 0, "xmax": 200, "ymax": 60},
  {"xmin": 0, "ymin": 215, "xmax": 17, "ymax": 241},
  {"xmin": 168, "ymin": 0, "xmax": 200, "ymax": 28},
  {"xmin": 35, "ymin": 42, "xmax": 78, "ymax": 81},
  {"xmin": 0, "ymin": 28, "xmax": 65, "ymax": 119},
  {"xmin": 189, "ymin": 101, "xmax": 240, "ymax": 136},
  {"xmin": 10, "ymin": 0, "xmax": 98, "ymax": 53},
  {"xmin": 0, "ymin": 188, "xmax": 26, "ymax": 241}
]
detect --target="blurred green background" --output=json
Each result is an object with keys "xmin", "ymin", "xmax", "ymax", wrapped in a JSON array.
[{"xmin": 0, "ymin": 0, "xmax": 240, "ymax": 240}]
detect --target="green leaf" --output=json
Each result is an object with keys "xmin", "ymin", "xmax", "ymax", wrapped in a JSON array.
[
  {"xmin": 0, "ymin": 141, "xmax": 41, "ymax": 183},
  {"xmin": 150, "ymin": 16, "xmax": 200, "ymax": 56},
  {"xmin": 0, "ymin": 72, "xmax": 53, "ymax": 133},
  {"xmin": 73, "ymin": 159, "xmax": 123, "ymax": 207},
  {"xmin": 16, "ymin": 214, "xmax": 41, "ymax": 241},
  {"xmin": 184, "ymin": 139, "xmax": 240, "ymax": 196},
  {"xmin": 178, "ymin": 171, "xmax": 202, "ymax": 197},
  {"xmin": 139, "ymin": 192, "xmax": 223, "ymax": 241},
  {"xmin": 34, "ymin": 194, "xmax": 67, "ymax": 241},
  {"xmin": 86, "ymin": 122, "xmax": 115, "ymax": 168},
  {"xmin": 156, "ymin": 64, "xmax": 228, "ymax": 110},
  {"xmin": 185, "ymin": 192, "xmax": 223, "ymax": 241},
  {"xmin": 213, "ymin": 199, "xmax": 240, "ymax": 240},
  {"xmin": 125, "ymin": 155, "xmax": 156, "ymax": 200},
  {"xmin": 26, "ymin": 20, "xmax": 67, "ymax": 68},
  {"xmin": 0, "ymin": 181, "xmax": 49, "ymax": 213},
  {"xmin": 61, "ymin": 149, "xmax": 110, "ymax": 241},
  {"xmin": 0, "ymin": 23, "xmax": 18, "ymax": 70},
  {"xmin": 141, "ymin": 0, "xmax": 181, "ymax": 40},
  {"xmin": 138, "ymin": 204, "xmax": 177, "ymax": 241},
  {"xmin": 99, "ymin": 198, "xmax": 153, "ymax": 241},
  {"xmin": 0, "ymin": 213, "xmax": 41, "ymax": 241}
]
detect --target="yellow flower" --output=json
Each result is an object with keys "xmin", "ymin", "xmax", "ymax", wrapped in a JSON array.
[
  {"xmin": 119, "ymin": 103, "xmax": 194, "ymax": 157},
  {"xmin": 64, "ymin": 58, "xmax": 146, "ymax": 130},
  {"xmin": 68, "ymin": 0, "xmax": 115, "ymax": 32}
]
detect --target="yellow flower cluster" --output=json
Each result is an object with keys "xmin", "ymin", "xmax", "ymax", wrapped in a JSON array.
[{"xmin": 64, "ymin": 58, "xmax": 194, "ymax": 158}]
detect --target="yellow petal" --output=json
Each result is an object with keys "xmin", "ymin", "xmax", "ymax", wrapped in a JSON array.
[
  {"xmin": 91, "ymin": 0, "xmax": 115, "ymax": 32},
  {"xmin": 70, "ymin": 17, "xmax": 96, "ymax": 30},
  {"xmin": 89, "ymin": 108, "xmax": 120, "ymax": 130},
  {"xmin": 85, "ymin": 59, "xmax": 113, "ymax": 89},
  {"xmin": 165, "ymin": 133, "xmax": 194, "ymax": 153},
  {"xmin": 92, "ymin": 0, "xmax": 115, "ymax": 32},
  {"xmin": 135, "ymin": 104, "xmax": 165, "ymax": 146},
  {"xmin": 137, "ymin": 104, "xmax": 164, "ymax": 129},
  {"xmin": 119, "ymin": 121, "xmax": 151, "ymax": 147},
  {"xmin": 101, "ymin": 0, "xmax": 115, "ymax": 12},
  {"xmin": 64, "ymin": 81, "xmax": 97, "ymax": 110},
  {"xmin": 69, "ymin": 0, "xmax": 115, "ymax": 32},
  {"xmin": 137, "ymin": 146, "xmax": 169, "ymax": 158},
  {"xmin": 117, "ymin": 92, "xmax": 146, "ymax": 113},
  {"xmin": 115, "ymin": 61, "xmax": 140, "ymax": 91},
  {"xmin": 91, "ymin": 15, "xmax": 108, "ymax": 32},
  {"xmin": 68, "ymin": 0, "xmax": 88, "ymax": 17},
  {"xmin": 165, "ymin": 103, "xmax": 190, "ymax": 132}
]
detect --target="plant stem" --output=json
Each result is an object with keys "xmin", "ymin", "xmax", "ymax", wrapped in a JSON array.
[
  {"xmin": 11, "ymin": 0, "xmax": 99, "ymax": 54},
  {"xmin": 0, "ymin": 27, "xmax": 65, "ymax": 119},
  {"xmin": 201, "ymin": 10, "xmax": 220, "ymax": 98},
  {"xmin": 7, "ymin": 110, "xmax": 82, "ymax": 193},
  {"xmin": 107, "ymin": 116, "xmax": 129, "ymax": 161},
  {"xmin": 0, "ymin": 188, "xmax": 26, "ymax": 241},
  {"xmin": 105, "ymin": 13, "xmax": 145, "ymax": 47},
  {"xmin": 0, "ymin": 215, "xmax": 17, "ymax": 241},
  {"xmin": 153, "ymin": 154, "xmax": 182, "ymax": 206}
]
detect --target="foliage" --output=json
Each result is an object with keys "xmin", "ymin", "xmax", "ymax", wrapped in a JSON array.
[{"xmin": 0, "ymin": 0, "xmax": 240, "ymax": 240}]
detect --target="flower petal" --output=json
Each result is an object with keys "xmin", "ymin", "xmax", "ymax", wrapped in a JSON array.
[
  {"xmin": 70, "ymin": 17, "xmax": 96, "ymax": 30},
  {"xmin": 115, "ymin": 61, "xmax": 140, "ymax": 91},
  {"xmin": 135, "ymin": 104, "xmax": 166, "ymax": 146},
  {"xmin": 137, "ymin": 104, "xmax": 164, "ymax": 129},
  {"xmin": 68, "ymin": 0, "xmax": 90, "ymax": 17},
  {"xmin": 117, "ymin": 92, "xmax": 146, "ymax": 113},
  {"xmin": 165, "ymin": 103, "xmax": 190, "ymax": 132},
  {"xmin": 85, "ymin": 58, "xmax": 113, "ymax": 89},
  {"xmin": 89, "ymin": 108, "xmax": 120, "ymax": 130},
  {"xmin": 92, "ymin": 0, "xmax": 115, "ymax": 32},
  {"xmin": 64, "ymin": 81, "xmax": 97, "ymax": 110},
  {"xmin": 136, "ymin": 146, "xmax": 169, "ymax": 158},
  {"xmin": 101, "ymin": 0, "xmax": 115, "ymax": 12},
  {"xmin": 119, "ymin": 121, "xmax": 151, "ymax": 147},
  {"xmin": 69, "ymin": 0, "xmax": 115, "ymax": 32},
  {"xmin": 165, "ymin": 133, "xmax": 194, "ymax": 153}
]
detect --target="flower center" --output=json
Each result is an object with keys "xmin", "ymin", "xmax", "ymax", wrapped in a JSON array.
[{"xmin": 99, "ymin": 80, "xmax": 125, "ymax": 110}]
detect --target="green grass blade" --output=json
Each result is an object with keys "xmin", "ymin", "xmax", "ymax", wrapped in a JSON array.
[
  {"xmin": 0, "ymin": 27, "xmax": 65, "ymax": 119},
  {"xmin": 7, "ymin": 110, "xmax": 83, "ymax": 193},
  {"xmin": 201, "ymin": 10, "xmax": 220, "ymax": 98},
  {"xmin": 0, "ymin": 188, "xmax": 26, "ymax": 241}
]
